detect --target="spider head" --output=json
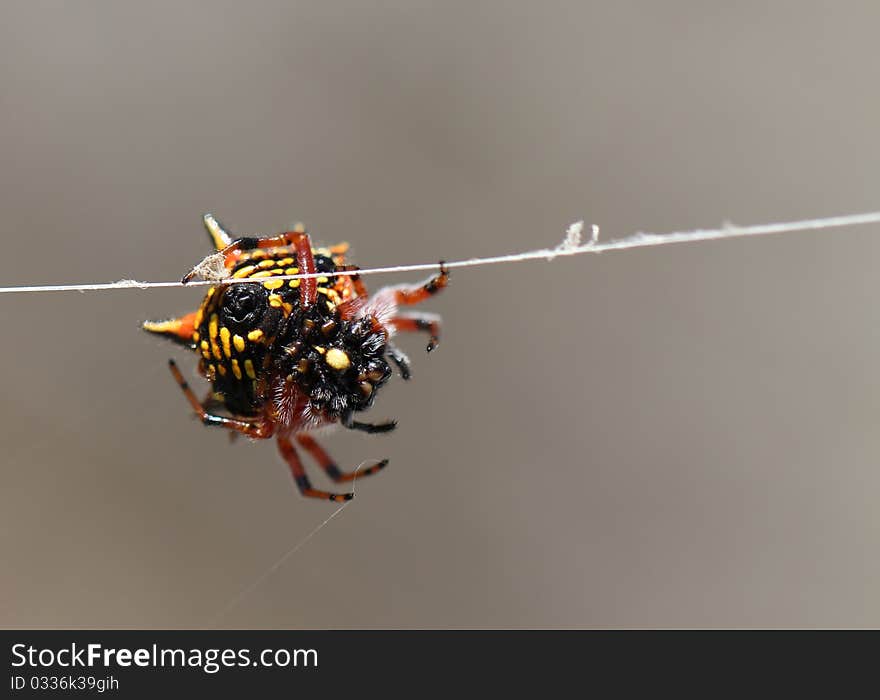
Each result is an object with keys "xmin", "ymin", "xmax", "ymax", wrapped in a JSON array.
[{"xmin": 277, "ymin": 308, "xmax": 392, "ymax": 418}]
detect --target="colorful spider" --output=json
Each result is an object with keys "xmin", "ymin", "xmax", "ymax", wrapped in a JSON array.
[{"xmin": 144, "ymin": 215, "xmax": 448, "ymax": 502}]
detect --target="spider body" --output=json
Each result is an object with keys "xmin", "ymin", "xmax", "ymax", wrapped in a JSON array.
[{"xmin": 144, "ymin": 214, "xmax": 447, "ymax": 501}]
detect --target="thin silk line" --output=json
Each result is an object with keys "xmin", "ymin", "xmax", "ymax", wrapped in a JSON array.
[
  {"xmin": 2, "ymin": 210, "xmax": 880, "ymax": 295},
  {"xmin": 207, "ymin": 459, "xmax": 376, "ymax": 627},
  {"xmin": 206, "ymin": 500, "xmax": 351, "ymax": 627}
]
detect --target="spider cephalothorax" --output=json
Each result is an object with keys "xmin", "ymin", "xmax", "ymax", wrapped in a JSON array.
[
  {"xmin": 271, "ymin": 307, "xmax": 392, "ymax": 421},
  {"xmin": 144, "ymin": 214, "xmax": 447, "ymax": 502}
]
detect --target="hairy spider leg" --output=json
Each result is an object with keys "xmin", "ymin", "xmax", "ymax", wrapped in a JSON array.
[
  {"xmin": 389, "ymin": 312, "xmax": 443, "ymax": 352},
  {"xmin": 167, "ymin": 359, "xmax": 273, "ymax": 438},
  {"xmin": 296, "ymin": 433, "xmax": 389, "ymax": 483},
  {"xmin": 277, "ymin": 436, "xmax": 354, "ymax": 502}
]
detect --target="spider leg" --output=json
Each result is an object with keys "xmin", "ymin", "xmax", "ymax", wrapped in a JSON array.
[
  {"xmin": 167, "ymin": 359, "xmax": 272, "ymax": 438},
  {"xmin": 182, "ymin": 227, "xmax": 319, "ymax": 308},
  {"xmin": 339, "ymin": 264, "xmax": 368, "ymax": 298},
  {"xmin": 389, "ymin": 311, "xmax": 443, "ymax": 352},
  {"xmin": 277, "ymin": 436, "xmax": 354, "ymax": 502},
  {"xmin": 201, "ymin": 391, "xmax": 242, "ymax": 444},
  {"xmin": 341, "ymin": 411, "xmax": 397, "ymax": 434},
  {"xmin": 386, "ymin": 341, "xmax": 412, "ymax": 380},
  {"xmin": 392, "ymin": 262, "xmax": 449, "ymax": 306},
  {"xmin": 296, "ymin": 433, "xmax": 389, "ymax": 483}
]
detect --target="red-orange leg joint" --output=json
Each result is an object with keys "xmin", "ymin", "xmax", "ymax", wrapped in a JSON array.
[
  {"xmin": 394, "ymin": 262, "xmax": 449, "ymax": 306},
  {"xmin": 277, "ymin": 435, "xmax": 354, "ymax": 502},
  {"xmin": 296, "ymin": 433, "xmax": 389, "ymax": 483}
]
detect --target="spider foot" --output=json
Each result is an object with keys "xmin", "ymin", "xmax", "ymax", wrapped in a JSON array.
[{"xmin": 342, "ymin": 413, "xmax": 397, "ymax": 434}]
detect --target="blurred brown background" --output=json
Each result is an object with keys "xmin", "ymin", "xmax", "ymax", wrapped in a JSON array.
[{"xmin": 2, "ymin": 1, "xmax": 880, "ymax": 628}]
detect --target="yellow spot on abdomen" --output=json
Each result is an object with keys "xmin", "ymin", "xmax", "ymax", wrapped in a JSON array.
[
  {"xmin": 231, "ymin": 359, "xmax": 242, "ymax": 380},
  {"xmin": 262, "ymin": 278, "xmax": 284, "ymax": 290},
  {"xmin": 233, "ymin": 334, "xmax": 246, "ymax": 353},
  {"xmin": 325, "ymin": 348, "xmax": 351, "ymax": 370},
  {"xmin": 232, "ymin": 265, "xmax": 256, "ymax": 278},
  {"xmin": 247, "ymin": 329, "xmax": 264, "ymax": 343},
  {"xmin": 244, "ymin": 359, "xmax": 257, "ymax": 379}
]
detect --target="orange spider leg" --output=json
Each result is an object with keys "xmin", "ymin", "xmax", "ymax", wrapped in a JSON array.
[
  {"xmin": 219, "ymin": 232, "xmax": 318, "ymax": 307},
  {"xmin": 296, "ymin": 433, "xmax": 389, "ymax": 483},
  {"xmin": 390, "ymin": 312, "xmax": 443, "ymax": 352},
  {"xmin": 277, "ymin": 436, "xmax": 354, "ymax": 502},
  {"xmin": 392, "ymin": 262, "xmax": 449, "ymax": 306},
  {"xmin": 329, "ymin": 242, "xmax": 350, "ymax": 257},
  {"xmin": 339, "ymin": 264, "xmax": 368, "ymax": 299},
  {"xmin": 182, "ymin": 228, "xmax": 319, "ymax": 307},
  {"xmin": 290, "ymin": 233, "xmax": 318, "ymax": 307},
  {"xmin": 167, "ymin": 360, "xmax": 273, "ymax": 438}
]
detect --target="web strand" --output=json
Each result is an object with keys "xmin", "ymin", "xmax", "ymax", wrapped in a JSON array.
[
  {"xmin": 207, "ymin": 500, "xmax": 351, "ymax": 628},
  {"xmin": 2, "ymin": 210, "xmax": 880, "ymax": 295},
  {"xmin": 207, "ymin": 459, "xmax": 375, "ymax": 627}
]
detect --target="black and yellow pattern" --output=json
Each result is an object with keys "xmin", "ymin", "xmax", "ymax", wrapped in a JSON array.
[
  {"xmin": 190, "ymin": 243, "xmax": 350, "ymax": 416},
  {"xmin": 143, "ymin": 214, "xmax": 449, "ymax": 503}
]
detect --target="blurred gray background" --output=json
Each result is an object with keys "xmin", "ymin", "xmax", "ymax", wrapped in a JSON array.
[{"xmin": 2, "ymin": 1, "xmax": 879, "ymax": 628}]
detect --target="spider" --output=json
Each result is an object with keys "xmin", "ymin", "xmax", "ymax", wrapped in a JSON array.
[{"xmin": 143, "ymin": 214, "xmax": 448, "ymax": 502}]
